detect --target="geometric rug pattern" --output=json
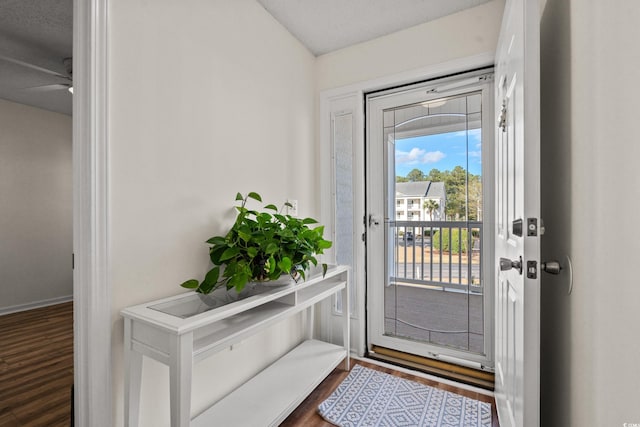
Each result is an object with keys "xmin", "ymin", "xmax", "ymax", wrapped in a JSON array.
[{"xmin": 318, "ymin": 365, "xmax": 492, "ymax": 427}]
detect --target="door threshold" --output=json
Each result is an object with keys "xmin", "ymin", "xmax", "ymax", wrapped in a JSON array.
[{"xmin": 368, "ymin": 345, "xmax": 495, "ymax": 391}]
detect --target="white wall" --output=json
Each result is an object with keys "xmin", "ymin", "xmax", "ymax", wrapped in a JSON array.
[
  {"xmin": 541, "ymin": 1, "xmax": 640, "ymax": 425},
  {"xmin": 108, "ymin": 0, "xmax": 316, "ymax": 425},
  {"xmin": 0, "ymin": 99, "xmax": 72, "ymax": 312},
  {"xmin": 316, "ymin": 0, "xmax": 505, "ymax": 92}
]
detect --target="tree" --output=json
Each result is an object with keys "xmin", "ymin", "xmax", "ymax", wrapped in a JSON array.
[
  {"xmin": 396, "ymin": 175, "xmax": 409, "ymax": 183},
  {"xmin": 423, "ymin": 199, "xmax": 440, "ymax": 221},
  {"xmin": 467, "ymin": 175, "xmax": 482, "ymax": 221},
  {"xmin": 426, "ymin": 168, "xmax": 444, "ymax": 182},
  {"xmin": 406, "ymin": 168, "xmax": 426, "ymax": 182},
  {"xmin": 444, "ymin": 166, "xmax": 467, "ymax": 220}
]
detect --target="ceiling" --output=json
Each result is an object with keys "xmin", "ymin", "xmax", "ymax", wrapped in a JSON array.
[
  {"xmin": 256, "ymin": 0, "xmax": 493, "ymax": 56},
  {"xmin": 0, "ymin": 0, "xmax": 73, "ymax": 115},
  {"xmin": 0, "ymin": 0, "xmax": 491, "ymax": 116}
]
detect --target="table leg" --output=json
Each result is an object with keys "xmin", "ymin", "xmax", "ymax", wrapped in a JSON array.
[
  {"xmin": 342, "ymin": 277, "xmax": 350, "ymax": 371},
  {"xmin": 169, "ymin": 333, "xmax": 193, "ymax": 427},
  {"xmin": 124, "ymin": 318, "xmax": 143, "ymax": 427},
  {"xmin": 306, "ymin": 305, "xmax": 315, "ymax": 340}
]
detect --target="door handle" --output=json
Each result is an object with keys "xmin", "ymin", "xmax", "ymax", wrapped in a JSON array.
[
  {"xmin": 541, "ymin": 255, "xmax": 574, "ymax": 295},
  {"xmin": 541, "ymin": 260, "xmax": 562, "ymax": 275},
  {"xmin": 368, "ymin": 215, "xmax": 380, "ymax": 227},
  {"xmin": 499, "ymin": 256, "xmax": 522, "ymax": 274}
]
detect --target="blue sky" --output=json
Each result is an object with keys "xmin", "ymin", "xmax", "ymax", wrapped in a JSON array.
[{"xmin": 395, "ymin": 128, "xmax": 482, "ymax": 177}]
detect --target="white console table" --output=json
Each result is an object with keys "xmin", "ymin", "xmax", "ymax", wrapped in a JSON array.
[{"xmin": 121, "ymin": 265, "xmax": 350, "ymax": 427}]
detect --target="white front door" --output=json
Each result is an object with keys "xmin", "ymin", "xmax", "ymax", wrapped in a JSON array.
[{"xmin": 493, "ymin": 0, "xmax": 541, "ymax": 426}]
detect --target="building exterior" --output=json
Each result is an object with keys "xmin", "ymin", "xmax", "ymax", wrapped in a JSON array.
[{"xmin": 395, "ymin": 181, "xmax": 446, "ymax": 222}]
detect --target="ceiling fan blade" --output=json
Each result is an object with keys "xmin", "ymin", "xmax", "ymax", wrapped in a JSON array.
[
  {"xmin": 24, "ymin": 83, "xmax": 71, "ymax": 92},
  {"xmin": 0, "ymin": 54, "xmax": 69, "ymax": 79}
]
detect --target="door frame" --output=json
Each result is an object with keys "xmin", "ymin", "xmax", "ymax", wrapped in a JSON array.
[
  {"xmin": 73, "ymin": 0, "xmax": 111, "ymax": 425},
  {"xmin": 319, "ymin": 52, "xmax": 495, "ymax": 359}
]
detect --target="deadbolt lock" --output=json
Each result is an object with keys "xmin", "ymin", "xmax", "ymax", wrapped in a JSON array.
[{"xmin": 499, "ymin": 256, "xmax": 523, "ymax": 275}]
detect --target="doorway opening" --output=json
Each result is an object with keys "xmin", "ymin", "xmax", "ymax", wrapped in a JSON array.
[
  {"xmin": 0, "ymin": 2, "xmax": 75, "ymax": 423},
  {"xmin": 366, "ymin": 70, "xmax": 495, "ymax": 372}
]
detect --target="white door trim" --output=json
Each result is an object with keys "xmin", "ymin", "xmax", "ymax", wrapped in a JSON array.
[{"xmin": 73, "ymin": 0, "xmax": 111, "ymax": 425}]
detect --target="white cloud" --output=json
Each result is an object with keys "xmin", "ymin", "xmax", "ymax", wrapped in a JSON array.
[
  {"xmin": 423, "ymin": 151, "xmax": 446, "ymax": 163},
  {"xmin": 396, "ymin": 148, "xmax": 446, "ymax": 165},
  {"xmin": 469, "ymin": 150, "xmax": 482, "ymax": 158}
]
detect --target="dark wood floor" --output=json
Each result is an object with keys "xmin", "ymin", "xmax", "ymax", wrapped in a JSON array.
[
  {"xmin": 0, "ymin": 302, "xmax": 73, "ymax": 427},
  {"xmin": 281, "ymin": 359, "xmax": 499, "ymax": 427}
]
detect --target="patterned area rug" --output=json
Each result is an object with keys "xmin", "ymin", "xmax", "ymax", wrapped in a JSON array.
[{"xmin": 318, "ymin": 365, "xmax": 491, "ymax": 427}]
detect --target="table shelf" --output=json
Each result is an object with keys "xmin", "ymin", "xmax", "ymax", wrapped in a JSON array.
[
  {"xmin": 192, "ymin": 339, "xmax": 345, "ymax": 427},
  {"xmin": 121, "ymin": 265, "xmax": 350, "ymax": 427}
]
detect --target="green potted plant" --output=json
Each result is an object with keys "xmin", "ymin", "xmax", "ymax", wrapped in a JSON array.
[{"xmin": 180, "ymin": 192, "xmax": 332, "ymax": 296}]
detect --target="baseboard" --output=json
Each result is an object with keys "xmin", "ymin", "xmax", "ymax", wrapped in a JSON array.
[{"xmin": 0, "ymin": 295, "xmax": 73, "ymax": 316}]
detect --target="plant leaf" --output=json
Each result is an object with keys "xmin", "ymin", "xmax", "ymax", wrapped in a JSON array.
[
  {"xmin": 206, "ymin": 236, "xmax": 226, "ymax": 245},
  {"xmin": 229, "ymin": 271, "xmax": 249, "ymax": 292},
  {"xmin": 318, "ymin": 240, "xmax": 332, "ymax": 249},
  {"xmin": 199, "ymin": 278, "xmax": 217, "ymax": 294},
  {"xmin": 235, "ymin": 192, "xmax": 243, "ymax": 201},
  {"xmin": 220, "ymin": 246, "xmax": 241, "ymax": 261},
  {"xmin": 247, "ymin": 192, "xmax": 262, "ymax": 202},
  {"xmin": 301, "ymin": 229, "xmax": 317, "ymax": 240},
  {"xmin": 180, "ymin": 279, "xmax": 199, "ymax": 289},
  {"xmin": 264, "ymin": 204, "xmax": 278, "ymax": 211},
  {"xmin": 257, "ymin": 212, "xmax": 272, "ymax": 223},
  {"xmin": 278, "ymin": 257, "xmax": 292, "ymax": 273},
  {"xmin": 322, "ymin": 263, "xmax": 328, "ymax": 277},
  {"xmin": 265, "ymin": 243, "xmax": 279, "ymax": 254},
  {"xmin": 302, "ymin": 217, "xmax": 318, "ymax": 224},
  {"xmin": 203, "ymin": 266, "xmax": 220, "ymax": 285},
  {"xmin": 210, "ymin": 246, "xmax": 227, "ymax": 264}
]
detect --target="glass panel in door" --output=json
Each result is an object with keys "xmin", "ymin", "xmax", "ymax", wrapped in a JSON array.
[
  {"xmin": 366, "ymin": 77, "xmax": 493, "ymax": 366},
  {"xmin": 384, "ymin": 92, "xmax": 484, "ymax": 354}
]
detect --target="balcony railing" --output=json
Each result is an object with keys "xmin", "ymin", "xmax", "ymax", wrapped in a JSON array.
[{"xmin": 389, "ymin": 220, "xmax": 483, "ymax": 294}]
